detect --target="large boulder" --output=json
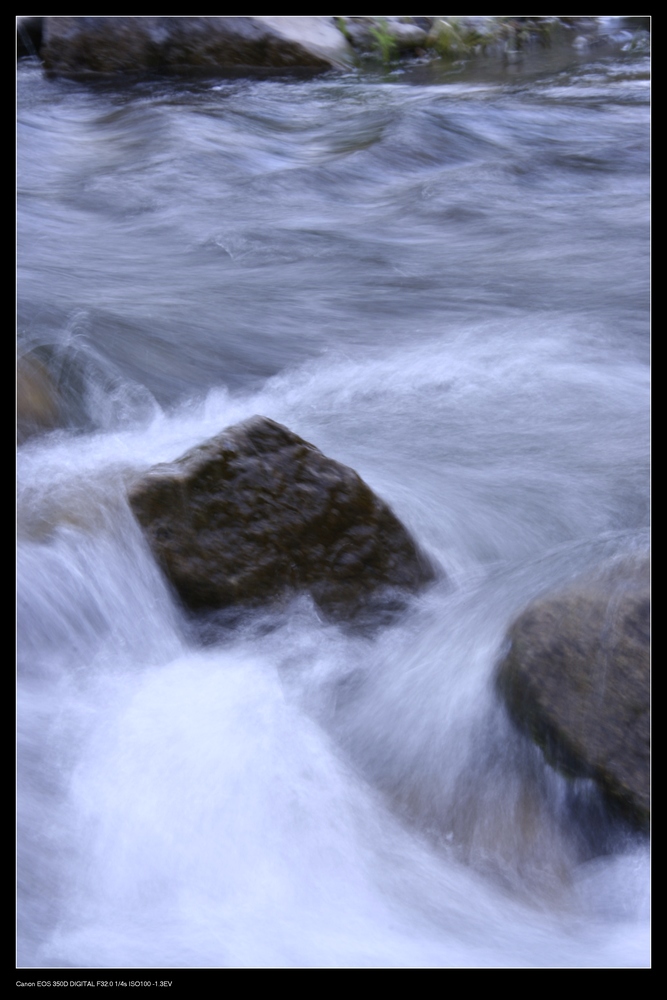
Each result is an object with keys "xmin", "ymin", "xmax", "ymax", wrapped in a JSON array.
[
  {"xmin": 496, "ymin": 554, "xmax": 650, "ymax": 830},
  {"xmin": 128, "ymin": 416, "xmax": 436, "ymax": 622},
  {"xmin": 40, "ymin": 16, "xmax": 353, "ymax": 78}
]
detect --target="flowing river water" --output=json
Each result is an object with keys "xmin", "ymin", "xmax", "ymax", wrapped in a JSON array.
[{"xmin": 17, "ymin": 34, "xmax": 650, "ymax": 969}]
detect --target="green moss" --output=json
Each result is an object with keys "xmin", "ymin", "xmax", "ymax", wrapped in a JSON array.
[
  {"xmin": 429, "ymin": 18, "xmax": 464, "ymax": 58},
  {"xmin": 369, "ymin": 18, "xmax": 399, "ymax": 64},
  {"xmin": 334, "ymin": 16, "xmax": 351, "ymax": 44},
  {"xmin": 428, "ymin": 17, "xmax": 495, "ymax": 59}
]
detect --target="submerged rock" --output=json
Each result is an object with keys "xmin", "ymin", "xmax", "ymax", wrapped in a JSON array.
[
  {"xmin": 17, "ymin": 343, "xmax": 159, "ymax": 443},
  {"xmin": 40, "ymin": 16, "xmax": 353, "ymax": 77},
  {"xmin": 129, "ymin": 416, "xmax": 436, "ymax": 622},
  {"xmin": 17, "ymin": 353, "xmax": 61, "ymax": 444},
  {"xmin": 496, "ymin": 554, "xmax": 650, "ymax": 830}
]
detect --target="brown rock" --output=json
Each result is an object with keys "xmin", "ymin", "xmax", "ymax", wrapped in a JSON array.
[
  {"xmin": 17, "ymin": 354, "xmax": 61, "ymax": 445},
  {"xmin": 129, "ymin": 416, "xmax": 436, "ymax": 622}
]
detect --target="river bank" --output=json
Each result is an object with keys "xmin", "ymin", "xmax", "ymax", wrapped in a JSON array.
[{"xmin": 18, "ymin": 16, "xmax": 650, "ymax": 79}]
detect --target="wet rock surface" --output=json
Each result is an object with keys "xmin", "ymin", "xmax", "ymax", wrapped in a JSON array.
[
  {"xmin": 17, "ymin": 353, "xmax": 61, "ymax": 444},
  {"xmin": 496, "ymin": 554, "xmax": 650, "ymax": 830},
  {"xmin": 39, "ymin": 16, "xmax": 352, "ymax": 78},
  {"xmin": 129, "ymin": 416, "xmax": 436, "ymax": 622},
  {"xmin": 20, "ymin": 17, "xmax": 650, "ymax": 77},
  {"xmin": 16, "ymin": 343, "xmax": 159, "ymax": 444}
]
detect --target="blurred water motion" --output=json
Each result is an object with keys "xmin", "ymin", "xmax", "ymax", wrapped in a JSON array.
[{"xmin": 17, "ymin": 45, "xmax": 649, "ymax": 969}]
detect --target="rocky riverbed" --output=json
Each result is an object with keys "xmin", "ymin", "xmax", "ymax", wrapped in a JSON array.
[{"xmin": 18, "ymin": 16, "xmax": 651, "ymax": 79}]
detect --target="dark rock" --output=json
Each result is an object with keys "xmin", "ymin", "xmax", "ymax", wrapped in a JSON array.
[
  {"xmin": 129, "ymin": 416, "xmax": 436, "ymax": 622},
  {"xmin": 618, "ymin": 17, "xmax": 651, "ymax": 33},
  {"xmin": 496, "ymin": 554, "xmax": 650, "ymax": 830},
  {"xmin": 40, "ymin": 16, "xmax": 353, "ymax": 78},
  {"xmin": 412, "ymin": 18, "xmax": 435, "ymax": 34},
  {"xmin": 17, "ymin": 17, "xmax": 44, "ymax": 59}
]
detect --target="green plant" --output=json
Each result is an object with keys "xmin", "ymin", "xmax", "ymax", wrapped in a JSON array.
[
  {"xmin": 369, "ymin": 18, "xmax": 398, "ymax": 64},
  {"xmin": 429, "ymin": 17, "xmax": 466, "ymax": 58},
  {"xmin": 334, "ymin": 16, "xmax": 352, "ymax": 43}
]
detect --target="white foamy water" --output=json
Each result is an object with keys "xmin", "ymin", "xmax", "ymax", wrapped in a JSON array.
[{"xmin": 18, "ymin": 36, "xmax": 650, "ymax": 968}]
